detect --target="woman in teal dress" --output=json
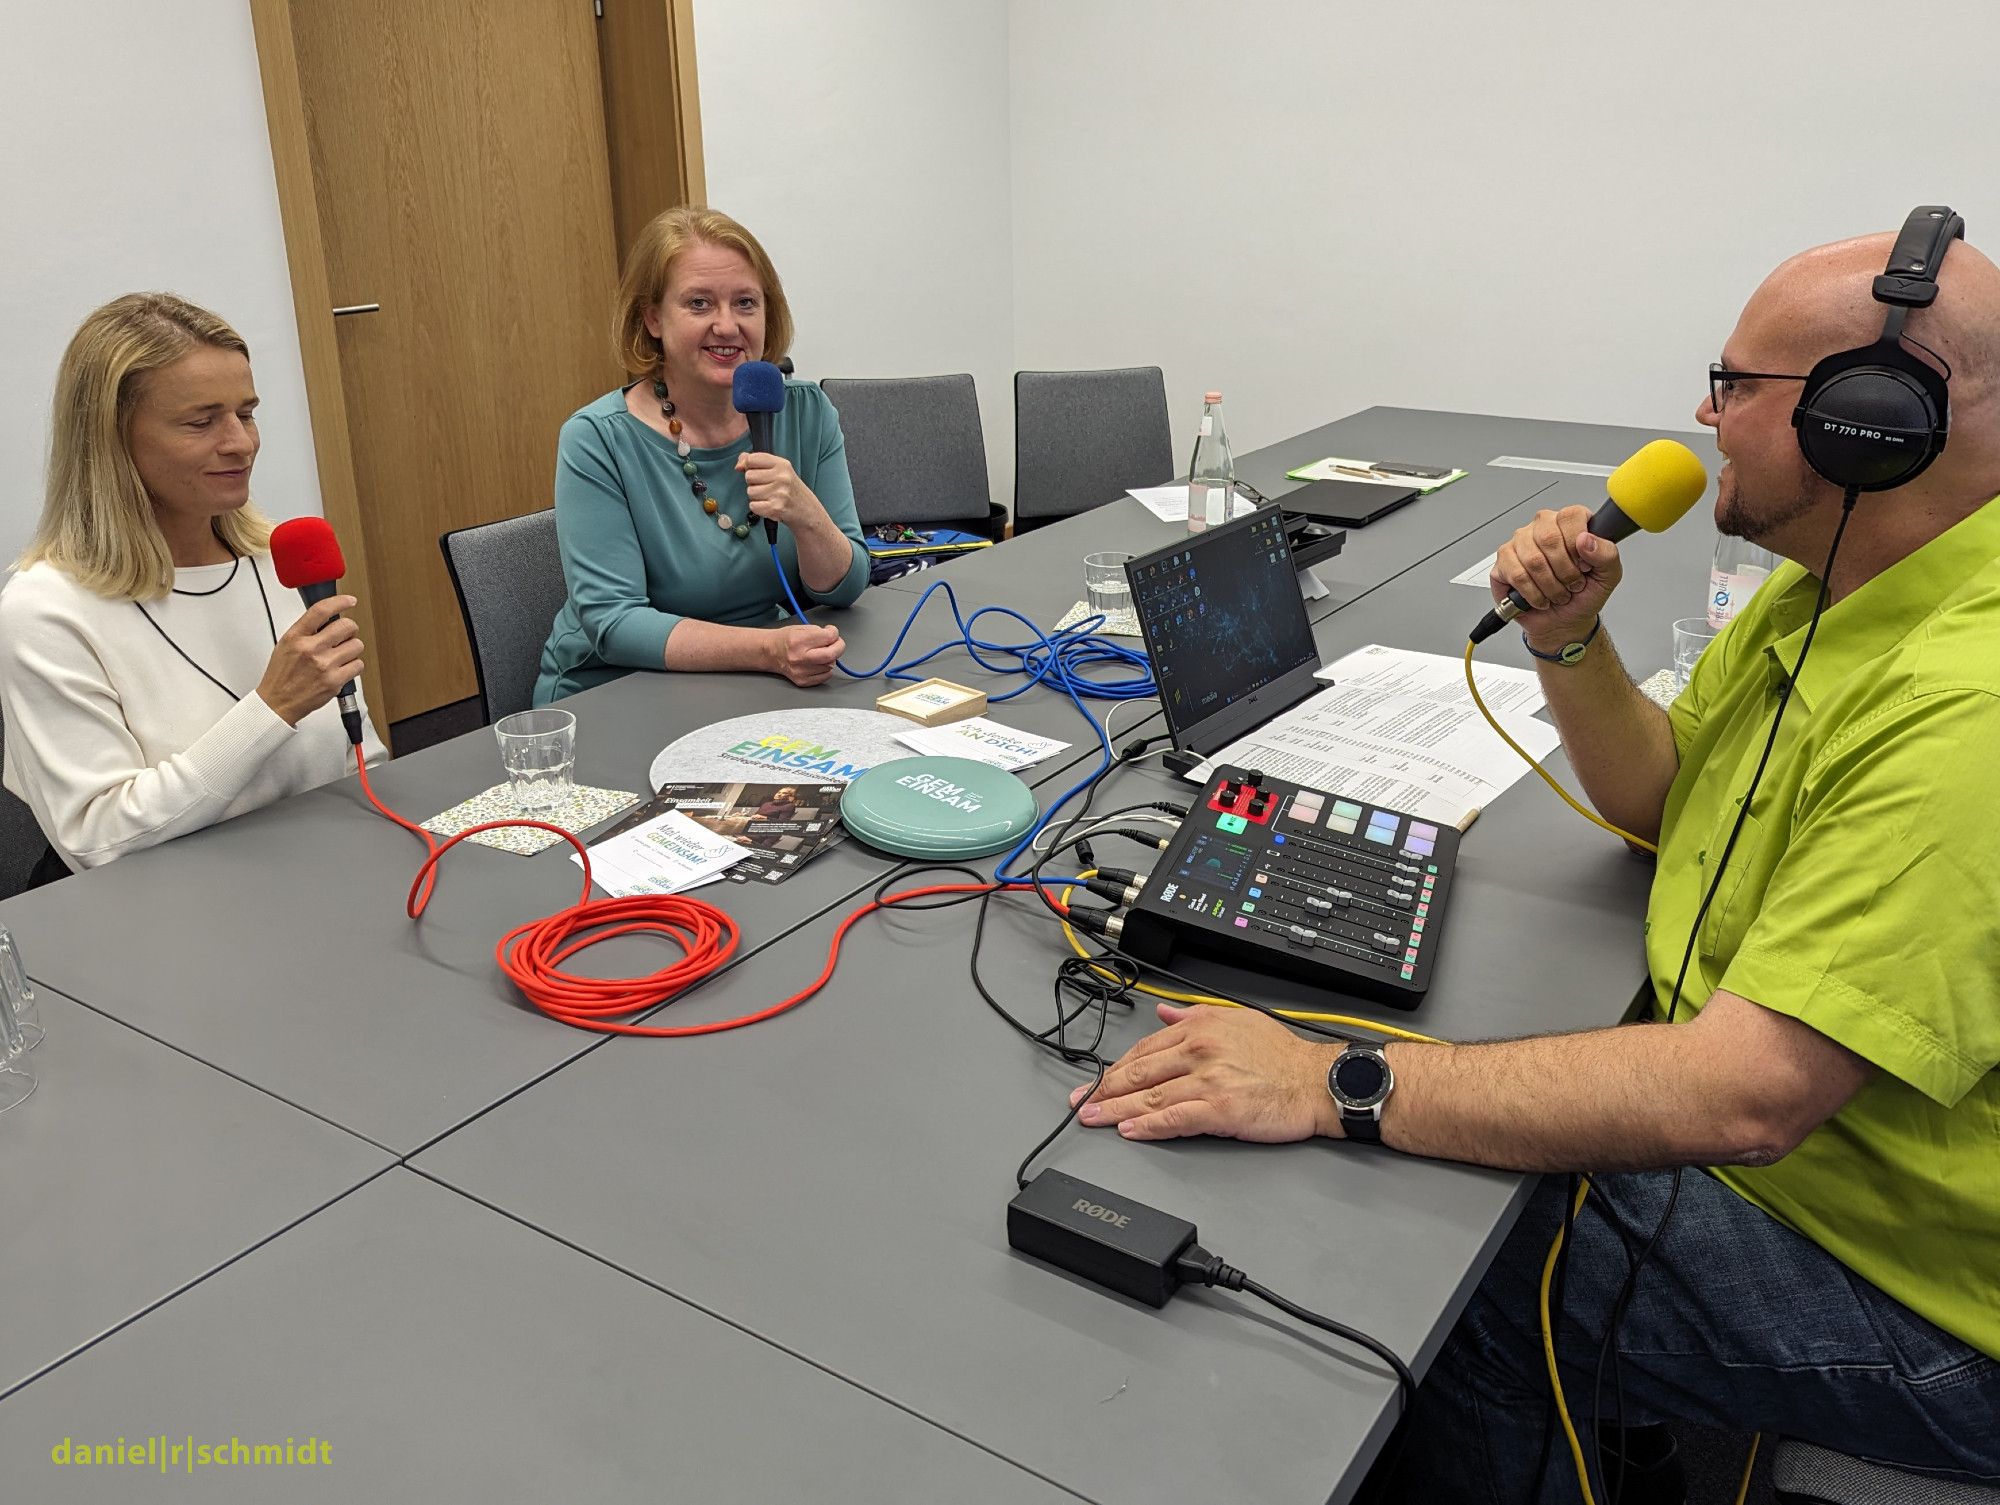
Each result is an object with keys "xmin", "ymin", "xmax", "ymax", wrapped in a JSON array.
[{"xmin": 535, "ymin": 206, "xmax": 869, "ymax": 704}]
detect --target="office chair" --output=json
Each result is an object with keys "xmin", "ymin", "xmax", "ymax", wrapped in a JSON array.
[
  {"xmin": 1013, "ymin": 366, "xmax": 1173, "ymax": 534},
  {"xmin": 819, "ymin": 374, "xmax": 1005, "ymax": 540},
  {"xmin": 439, "ymin": 508, "xmax": 568, "ymax": 725},
  {"xmin": 0, "ymin": 708, "xmax": 57, "ymax": 899},
  {"xmin": 1773, "ymin": 1438, "xmax": 2000, "ymax": 1505}
]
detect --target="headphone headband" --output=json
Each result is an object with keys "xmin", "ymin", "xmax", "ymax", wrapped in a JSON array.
[{"xmin": 1873, "ymin": 206, "xmax": 1964, "ymax": 341}]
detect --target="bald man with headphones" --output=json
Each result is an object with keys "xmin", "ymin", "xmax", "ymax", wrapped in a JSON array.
[{"xmin": 1074, "ymin": 212, "xmax": 2000, "ymax": 1499}]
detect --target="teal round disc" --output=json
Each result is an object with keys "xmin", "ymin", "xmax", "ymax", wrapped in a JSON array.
[{"xmin": 838, "ymin": 756, "xmax": 1039, "ymax": 860}]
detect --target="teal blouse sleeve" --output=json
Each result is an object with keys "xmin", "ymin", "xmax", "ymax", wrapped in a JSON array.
[
  {"xmin": 784, "ymin": 382, "xmax": 869, "ymax": 607},
  {"xmin": 553, "ymin": 407, "xmax": 685, "ymax": 671}
]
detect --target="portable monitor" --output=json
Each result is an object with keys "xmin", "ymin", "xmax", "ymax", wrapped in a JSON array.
[
  {"xmin": 838, "ymin": 756, "xmax": 1040, "ymax": 859},
  {"xmin": 1125, "ymin": 508, "xmax": 1323, "ymax": 757},
  {"xmin": 1277, "ymin": 477, "xmax": 1421, "ymax": 528}
]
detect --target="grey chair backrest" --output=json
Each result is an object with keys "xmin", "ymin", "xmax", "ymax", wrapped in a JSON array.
[
  {"xmin": 439, "ymin": 508, "xmax": 566, "ymax": 725},
  {"xmin": 1772, "ymin": 1438, "xmax": 2000, "ymax": 1504},
  {"xmin": 1013, "ymin": 366, "xmax": 1173, "ymax": 533},
  {"xmin": 0, "ymin": 707, "xmax": 51, "ymax": 900},
  {"xmin": 819, "ymin": 374, "xmax": 991, "ymax": 528}
]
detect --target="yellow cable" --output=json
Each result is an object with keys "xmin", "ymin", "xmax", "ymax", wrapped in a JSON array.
[
  {"xmin": 1734, "ymin": 1435, "xmax": 1761, "ymax": 1505},
  {"xmin": 1461, "ymin": 639, "xmax": 1658, "ymax": 855},
  {"xmin": 1542, "ymin": 1177, "xmax": 1599, "ymax": 1505},
  {"xmin": 1056, "ymin": 879, "xmax": 1446, "ymax": 1045},
  {"xmin": 867, "ymin": 540, "xmax": 994, "ymax": 559}
]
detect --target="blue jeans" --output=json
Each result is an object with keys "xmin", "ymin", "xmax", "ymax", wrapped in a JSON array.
[{"xmin": 1381, "ymin": 1169, "xmax": 2000, "ymax": 1503}]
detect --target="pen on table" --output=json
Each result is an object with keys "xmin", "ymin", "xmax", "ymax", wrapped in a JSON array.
[
  {"xmin": 1329, "ymin": 464, "xmax": 1381, "ymax": 480},
  {"xmin": 1456, "ymin": 806, "xmax": 1483, "ymax": 834}
]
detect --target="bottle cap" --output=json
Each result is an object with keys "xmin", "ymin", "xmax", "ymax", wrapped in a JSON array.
[{"xmin": 1204, "ymin": 390, "xmax": 1223, "ymax": 403}]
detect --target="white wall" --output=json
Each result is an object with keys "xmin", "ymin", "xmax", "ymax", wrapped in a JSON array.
[
  {"xmin": 694, "ymin": 0, "xmax": 1017, "ymax": 513},
  {"xmin": 1010, "ymin": 0, "xmax": 2000, "ymax": 470},
  {"xmin": 16, "ymin": 2, "xmax": 1994, "ymax": 563},
  {"xmin": 0, "ymin": 0, "xmax": 320, "ymax": 569}
]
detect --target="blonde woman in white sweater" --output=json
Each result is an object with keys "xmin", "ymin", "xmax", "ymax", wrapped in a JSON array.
[{"xmin": 0, "ymin": 293, "xmax": 388, "ymax": 884}]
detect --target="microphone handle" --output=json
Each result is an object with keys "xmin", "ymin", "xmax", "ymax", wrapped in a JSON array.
[
  {"xmin": 1469, "ymin": 497, "xmax": 1643, "ymax": 644},
  {"xmin": 294, "ymin": 582, "xmax": 363, "ymax": 742},
  {"xmin": 748, "ymin": 412, "xmax": 780, "ymax": 543}
]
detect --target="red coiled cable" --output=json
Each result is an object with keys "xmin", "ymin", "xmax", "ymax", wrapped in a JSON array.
[{"xmin": 354, "ymin": 755, "xmax": 996, "ymax": 1036}]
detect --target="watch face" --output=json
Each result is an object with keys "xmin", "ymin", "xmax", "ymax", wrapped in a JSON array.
[{"xmin": 1333, "ymin": 1052, "xmax": 1390, "ymax": 1108}]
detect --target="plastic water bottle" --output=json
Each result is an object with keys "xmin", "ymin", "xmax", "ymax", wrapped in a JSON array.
[
  {"xmin": 1708, "ymin": 534, "xmax": 1778, "ymax": 628},
  {"xmin": 1188, "ymin": 391, "xmax": 1235, "ymax": 534}
]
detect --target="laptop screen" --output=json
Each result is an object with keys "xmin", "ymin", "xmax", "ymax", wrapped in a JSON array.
[{"xmin": 1125, "ymin": 506, "xmax": 1322, "ymax": 757}]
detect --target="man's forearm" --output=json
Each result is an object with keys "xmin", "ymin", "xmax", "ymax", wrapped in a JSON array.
[
  {"xmin": 1375, "ymin": 1021, "xmax": 1780, "ymax": 1172},
  {"xmin": 1526, "ymin": 623, "xmax": 1679, "ymax": 843}
]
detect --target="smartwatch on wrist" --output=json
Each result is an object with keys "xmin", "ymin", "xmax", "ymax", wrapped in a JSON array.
[{"xmin": 1326, "ymin": 1043, "xmax": 1394, "ymax": 1143}]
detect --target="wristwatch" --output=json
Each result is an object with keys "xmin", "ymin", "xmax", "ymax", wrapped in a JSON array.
[{"xmin": 1326, "ymin": 1043, "xmax": 1395, "ymax": 1143}]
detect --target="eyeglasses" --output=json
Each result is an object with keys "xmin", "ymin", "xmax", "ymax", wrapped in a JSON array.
[{"xmin": 1708, "ymin": 362, "xmax": 1809, "ymax": 413}]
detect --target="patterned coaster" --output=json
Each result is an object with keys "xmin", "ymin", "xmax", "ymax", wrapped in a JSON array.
[
  {"xmin": 1054, "ymin": 600, "xmax": 1143, "ymax": 638},
  {"xmin": 1637, "ymin": 667, "xmax": 1681, "ymax": 709},
  {"xmin": 421, "ymin": 783, "xmax": 642, "ymax": 856}
]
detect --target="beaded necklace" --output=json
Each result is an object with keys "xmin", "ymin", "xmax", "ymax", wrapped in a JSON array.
[{"xmin": 652, "ymin": 377, "xmax": 753, "ymax": 541}]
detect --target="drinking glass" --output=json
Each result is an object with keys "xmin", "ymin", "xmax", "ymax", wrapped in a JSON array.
[
  {"xmin": 0, "ymin": 958, "xmax": 35, "ymax": 1114},
  {"xmin": 1672, "ymin": 618, "xmax": 1721, "ymax": 691},
  {"xmin": 1083, "ymin": 551, "xmax": 1135, "ymax": 618},
  {"xmin": 494, "ymin": 709, "xmax": 577, "ymax": 815}
]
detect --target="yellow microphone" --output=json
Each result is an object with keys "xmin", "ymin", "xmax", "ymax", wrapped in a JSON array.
[{"xmin": 1469, "ymin": 438, "xmax": 1709, "ymax": 644}]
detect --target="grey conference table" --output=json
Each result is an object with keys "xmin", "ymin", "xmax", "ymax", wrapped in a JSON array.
[
  {"xmin": 409, "ymin": 425, "xmax": 1723, "ymax": 1505},
  {"xmin": 0, "ymin": 406, "xmax": 1719, "ymax": 1500},
  {"xmin": 874, "ymin": 404, "xmax": 1642, "ymax": 628},
  {"xmin": 0, "ymin": 988, "xmax": 390, "ymax": 1401},
  {"xmin": 0, "ymin": 406, "xmax": 1607, "ymax": 1158},
  {"xmin": 0, "ymin": 1169, "xmax": 1079, "ymax": 1504}
]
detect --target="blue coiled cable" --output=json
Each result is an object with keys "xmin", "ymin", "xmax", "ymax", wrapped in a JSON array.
[{"xmin": 772, "ymin": 545, "xmax": 1154, "ymax": 888}]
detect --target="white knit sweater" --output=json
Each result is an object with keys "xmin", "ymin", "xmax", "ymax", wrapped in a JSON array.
[{"xmin": 0, "ymin": 555, "xmax": 389, "ymax": 872}]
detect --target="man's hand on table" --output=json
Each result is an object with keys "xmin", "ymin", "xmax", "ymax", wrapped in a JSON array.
[{"xmin": 1070, "ymin": 1003, "xmax": 1346, "ymax": 1142}]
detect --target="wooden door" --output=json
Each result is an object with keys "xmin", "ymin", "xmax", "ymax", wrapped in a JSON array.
[{"xmin": 253, "ymin": 1, "xmax": 704, "ymax": 726}]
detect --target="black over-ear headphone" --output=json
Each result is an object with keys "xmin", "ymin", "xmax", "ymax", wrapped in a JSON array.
[{"xmin": 1792, "ymin": 204, "xmax": 1963, "ymax": 492}]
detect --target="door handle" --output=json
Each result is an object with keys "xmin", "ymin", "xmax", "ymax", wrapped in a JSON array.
[{"xmin": 331, "ymin": 303, "xmax": 381, "ymax": 317}]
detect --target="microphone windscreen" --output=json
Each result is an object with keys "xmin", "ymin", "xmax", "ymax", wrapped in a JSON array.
[
  {"xmin": 270, "ymin": 516, "xmax": 347, "ymax": 589},
  {"xmin": 1605, "ymin": 439, "xmax": 1709, "ymax": 533},
  {"xmin": 731, "ymin": 360, "xmax": 787, "ymax": 416}
]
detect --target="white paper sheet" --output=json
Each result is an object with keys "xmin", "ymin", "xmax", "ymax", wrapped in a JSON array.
[
  {"xmin": 895, "ymin": 716, "xmax": 1071, "ymax": 771},
  {"xmin": 1451, "ymin": 551, "xmax": 1498, "ymax": 589},
  {"xmin": 572, "ymin": 808, "xmax": 747, "ymax": 897},
  {"xmin": 1193, "ymin": 644, "xmax": 1560, "ymax": 824},
  {"xmin": 1126, "ymin": 485, "xmax": 1259, "ymax": 524}
]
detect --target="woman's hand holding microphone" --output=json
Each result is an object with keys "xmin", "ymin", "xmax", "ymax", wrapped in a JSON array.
[{"xmin": 256, "ymin": 595, "xmax": 364, "ymax": 727}]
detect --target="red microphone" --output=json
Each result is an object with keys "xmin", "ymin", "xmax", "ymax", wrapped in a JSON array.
[{"xmin": 270, "ymin": 517, "xmax": 364, "ymax": 745}]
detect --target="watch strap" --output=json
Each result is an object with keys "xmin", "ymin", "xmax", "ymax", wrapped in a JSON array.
[{"xmin": 1341, "ymin": 1106, "xmax": 1383, "ymax": 1143}]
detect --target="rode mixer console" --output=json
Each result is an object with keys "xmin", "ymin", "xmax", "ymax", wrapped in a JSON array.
[{"xmin": 1117, "ymin": 765, "xmax": 1458, "ymax": 1008}]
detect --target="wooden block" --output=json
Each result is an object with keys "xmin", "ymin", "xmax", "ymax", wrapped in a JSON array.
[{"xmin": 876, "ymin": 678, "xmax": 988, "ymax": 727}]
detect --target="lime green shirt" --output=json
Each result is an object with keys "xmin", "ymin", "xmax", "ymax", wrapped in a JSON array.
[{"xmin": 1649, "ymin": 496, "xmax": 2000, "ymax": 1360}]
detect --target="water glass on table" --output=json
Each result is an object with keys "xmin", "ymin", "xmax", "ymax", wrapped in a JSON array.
[
  {"xmin": 1671, "ymin": 617, "xmax": 1721, "ymax": 691},
  {"xmin": 1083, "ymin": 551, "xmax": 1135, "ymax": 621},
  {"xmin": 0, "ymin": 926, "xmax": 39, "ymax": 1052},
  {"xmin": 494, "ymin": 709, "xmax": 576, "ymax": 816},
  {"xmin": 0, "ymin": 935, "xmax": 35, "ymax": 1114}
]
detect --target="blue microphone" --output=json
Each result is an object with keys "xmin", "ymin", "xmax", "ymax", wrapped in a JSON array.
[{"xmin": 732, "ymin": 360, "xmax": 788, "ymax": 543}]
